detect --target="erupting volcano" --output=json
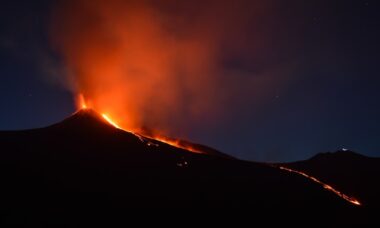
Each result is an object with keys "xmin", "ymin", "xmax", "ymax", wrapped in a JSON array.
[
  {"xmin": 0, "ymin": 102, "xmax": 378, "ymax": 225},
  {"xmin": 75, "ymin": 93, "xmax": 216, "ymax": 155},
  {"xmin": 1, "ymin": 0, "xmax": 379, "ymax": 225},
  {"xmin": 72, "ymin": 94, "xmax": 362, "ymax": 208}
]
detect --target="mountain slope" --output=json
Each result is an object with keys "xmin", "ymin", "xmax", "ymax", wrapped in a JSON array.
[
  {"xmin": 0, "ymin": 110, "xmax": 370, "ymax": 225},
  {"xmin": 282, "ymin": 150, "xmax": 380, "ymax": 210}
]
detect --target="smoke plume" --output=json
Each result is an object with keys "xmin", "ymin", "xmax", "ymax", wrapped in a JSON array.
[{"xmin": 51, "ymin": 0, "xmax": 288, "ymax": 136}]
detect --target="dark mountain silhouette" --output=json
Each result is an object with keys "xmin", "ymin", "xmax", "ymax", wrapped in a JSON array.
[
  {"xmin": 282, "ymin": 150, "xmax": 380, "ymax": 212},
  {"xmin": 0, "ymin": 110, "xmax": 376, "ymax": 225}
]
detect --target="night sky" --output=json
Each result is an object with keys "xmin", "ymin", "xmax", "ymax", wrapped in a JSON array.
[{"xmin": 0, "ymin": 0, "xmax": 379, "ymax": 162}]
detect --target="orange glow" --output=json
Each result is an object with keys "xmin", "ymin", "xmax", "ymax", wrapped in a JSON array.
[
  {"xmin": 52, "ymin": 1, "xmax": 292, "ymax": 151},
  {"xmin": 96, "ymin": 109, "xmax": 203, "ymax": 153},
  {"xmin": 75, "ymin": 93, "xmax": 204, "ymax": 153},
  {"xmin": 148, "ymin": 135, "xmax": 203, "ymax": 154},
  {"xmin": 51, "ymin": 0, "xmax": 232, "ymax": 136},
  {"xmin": 101, "ymin": 114, "xmax": 121, "ymax": 129},
  {"xmin": 278, "ymin": 166, "xmax": 361, "ymax": 206},
  {"xmin": 78, "ymin": 94, "xmax": 87, "ymax": 109}
]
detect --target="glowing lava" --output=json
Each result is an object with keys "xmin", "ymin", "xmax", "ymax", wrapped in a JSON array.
[
  {"xmin": 101, "ymin": 113, "xmax": 203, "ymax": 153},
  {"xmin": 101, "ymin": 114, "xmax": 121, "ymax": 129},
  {"xmin": 148, "ymin": 135, "xmax": 203, "ymax": 154},
  {"xmin": 74, "ymin": 95, "xmax": 362, "ymax": 206},
  {"xmin": 278, "ymin": 166, "xmax": 361, "ymax": 206},
  {"xmin": 76, "ymin": 94, "xmax": 204, "ymax": 154}
]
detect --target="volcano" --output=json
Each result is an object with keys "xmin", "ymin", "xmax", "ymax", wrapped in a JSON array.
[{"xmin": 0, "ymin": 109, "xmax": 377, "ymax": 225}]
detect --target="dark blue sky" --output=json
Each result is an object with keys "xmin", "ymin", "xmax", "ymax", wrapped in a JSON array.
[{"xmin": 0, "ymin": 0, "xmax": 379, "ymax": 161}]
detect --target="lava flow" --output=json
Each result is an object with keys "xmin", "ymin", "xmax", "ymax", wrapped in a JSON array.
[
  {"xmin": 277, "ymin": 166, "xmax": 361, "ymax": 206},
  {"xmin": 146, "ymin": 135, "xmax": 203, "ymax": 154},
  {"xmin": 76, "ymin": 94, "xmax": 203, "ymax": 154},
  {"xmin": 101, "ymin": 114, "xmax": 121, "ymax": 129}
]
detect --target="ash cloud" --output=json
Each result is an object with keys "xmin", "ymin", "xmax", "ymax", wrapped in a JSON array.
[{"xmin": 50, "ymin": 0, "xmax": 295, "ymax": 136}]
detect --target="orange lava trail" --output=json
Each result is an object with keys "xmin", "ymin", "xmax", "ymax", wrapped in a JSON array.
[
  {"xmin": 278, "ymin": 166, "xmax": 361, "ymax": 206},
  {"xmin": 147, "ymin": 136, "xmax": 204, "ymax": 154},
  {"xmin": 101, "ymin": 114, "xmax": 122, "ymax": 129},
  {"xmin": 75, "ymin": 95, "xmax": 204, "ymax": 154},
  {"xmin": 101, "ymin": 113, "xmax": 145, "ymax": 142},
  {"xmin": 100, "ymin": 112, "xmax": 202, "ymax": 154}
]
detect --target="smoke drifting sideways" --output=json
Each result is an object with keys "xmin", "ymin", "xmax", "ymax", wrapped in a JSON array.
[{"xmin": 50, "ymin": 0, "xmax": 290, "ymax": 137}]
